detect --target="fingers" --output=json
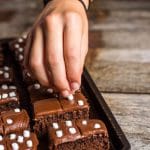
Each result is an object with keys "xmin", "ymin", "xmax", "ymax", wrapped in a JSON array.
[
  {"xmin": 64, "ymin": 12, "xmax": 83, "ymax": 92},
  {"xmin": 28, "ymin": 26, "xmax": 50, "ymax": 86},
  {"xmin": 44, "ymin": 14, "xmax": 71, "ymax": 96}
]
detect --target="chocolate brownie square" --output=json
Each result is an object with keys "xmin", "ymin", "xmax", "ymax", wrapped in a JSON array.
[
  {"xmin": 48, "ymin": 119, "xmax": 109, "ymax": 150},
  {"xmin": 59, "ymin": 92, "xmax": 89, "ymax": 120},
  {"xmin": 28, "ymin": 83, "xmax": 55, "ymax": 103},
  {"xmin": 6, "ymin": 131, "xmax": 39, "ymax": 150},
  {"xmin": 0, "ymin": 109, "xmax": 30, "ymax": 135},
  {"xmin": 0, "ymin": 66, "xmax": 13, "ymax": 83},
  {"xmin": 33, "ymin": 98, "xmax": 63, "ymax": 136},
  {"xmin": 0, "ymin": 84, "xmax": 19, "ymax": 106}
]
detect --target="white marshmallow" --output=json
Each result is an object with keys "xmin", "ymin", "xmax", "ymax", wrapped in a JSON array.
[
  {"xmin": 82, "ymin": 120, "xmax": 87, "ymax": 125},
  {"xmin": 77, "ymin": 100, "xmax": 84, "ymax": 106},
  {"xmin": 18, "ymin": 47, "xmax": 23, "ymax": 52},
  {"xmin": 56, "ymin": 130, "xmax": 63, "ymax": 138},
  {"xmin": 34, "ymin": 83, "xmax": 40, "ymax": 90},
  {"xmin": 11, "ymin": 142, "xmax": 19, "ymax": 150},
  {"xmin": 23, "ymin": 130, "xmax": 30, "ymax": 138},
  {"xmin": 1, "ymin": 84, "xmax": 8, "ymax": 90},
  {"xmin": 14, "ymin": 44, "xmax": 20, "ymax": 49},
  {"xmin": 3, "ymin": 66, "xmax": 9, "ymax": 71},
  {"xmin": 10, "ymin": 133, "xmax": 16, "ymax": 140},
  {"xmin": 26, "ymin": 72, "xmax": 31, "ymax": 77},
  {"xmin": 67, "ymin": 94, "xmax": 74, "ymax": 101},
  {"xmin": 17, "ymin": 136, "xmax": 24, "ymax": 143},
  {"xmin": 65, "ymin": 120, "xmax": 72, "ymax": 127},
  {"xmin": 94, "ymin": 123, "xmax": 101, "ymax": 129},
  {"xmin": 0, "ymin": 95, "xmax": 1, "ymax": 99},
  {"xmin": 9, "ymin": 92, "xmax": 16, "ymax": 97},
  {"xmin": 18, "ymin": 38, "xmax": 23, "ymax": 43},
  {"xmin": 26, "ymin": 140, "xmax": 33, "ymax": 148},
  {"xmin": 14, "ymin": 108, "xmax": 21, "ymax": 113},
  {"xmin": 47, "ymin": 88, "xmax": 53, "ymax": 94},
  {"xmin": 18, "ymin": 54, "xmax": 24, "ymax": 61},
  {"xmin": 52, "ymin": 123, "xmax": 59, "ymax": 129},
  {"xmin": 22, "ymin": 34, "xmax": 27, "ymax": 39},
  {"xmin": 4, "ymin": 72, "xmax": 9, "ymax": 78},
  {"xmin": 6, "ymin": 118, "xmax": 13, "ymax": 125},
  {"xmin": 0, "ymin": 135, "xmax": 3, "ymax": 141},
  {"xmin": 0, "ymin": 145, "xmax": 4, "ymax": 150},
  {"xmin": 9, "ymin": 86, "xmax": 17, "ymax": 89},
  {"xmin": 2, "ymin": 93, "xmax": 8, "ymax": 99},
  {"xmin": 0, "ymin": 70, "xmax": 3, "ymax": 75},
  {"xmin": 69, "ymin": 127, "xmax": 76, "ymax": 134}
]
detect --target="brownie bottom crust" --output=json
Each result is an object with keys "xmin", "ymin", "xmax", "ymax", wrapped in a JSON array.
[{"xmin": 49, "ymin": 134, "xmax": 109, "ymax": 150}]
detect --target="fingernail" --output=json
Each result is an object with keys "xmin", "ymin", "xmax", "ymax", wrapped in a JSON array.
[
  {"xmin": 71, "ymin": 82, "xmax": 80, "ymax": 91},
  {"xmin": 61, "ymin": 90, "xmax": 69, "ymax": 97}
]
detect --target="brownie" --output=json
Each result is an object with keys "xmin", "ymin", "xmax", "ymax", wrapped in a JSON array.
[
  {"xmin": 0, "ymin": 109, "xmax": 30, "ymax": 135},
  {"xmin": 28, "ymin": 83, "xmax": 55, "ymax": 103},
  {"xmin": 33, "ymin": 92, "xmax": 89, "ymax": 137},
  {"xmin": 0, "ymin": 66, "xmax": 13, "ymax": 83},
  {"xmin": 0, "ymin": 84, "xmax": 19, "ymax": 107},
  {"xmin": 48, "ymin": 119, "xmax": 109, "ymax": 150},
  {"xmin": 0, "ymin": 130, "xmax": 39, "ymax": 150},
  {"xmin": 9, "ymin": 35, "xmax": 27, "ymax": 66}
]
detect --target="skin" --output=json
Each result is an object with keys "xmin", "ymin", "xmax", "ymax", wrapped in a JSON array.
[{"xmin": 24, "ymin": 0, "xmax": 89, "ymax": 97}]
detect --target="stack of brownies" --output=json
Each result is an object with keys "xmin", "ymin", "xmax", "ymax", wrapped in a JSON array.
[{"xmin": 8, "ymin": 35, "xmax": 110, "ymax": 150}]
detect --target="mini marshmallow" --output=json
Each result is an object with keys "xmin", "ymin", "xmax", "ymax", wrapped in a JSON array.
[
  {"xmin": 65, "ymin": 120, "xmax": 72, "ymax": 127},
  {"xmin": 69, "ymin": 127, "xmax": 76, "ymax": 134},
  {"xmin": 77, "ymin": 100, "xmax": 84, "ymax": 106},
  {"xmin": 4, "ymin": 72, "xmax": 9, "ymax": 78},
  {"xmin": 17, "ymin": 136, "xmax": 24, "ymax": 143},
  {"xmin": 10, "ymin": 133, "xmax": 16, "ymax": 140},
  {"xmin": 22, "ymin": 34, "xmax": 27, "ymax": 39},
  {"xmin": 56, "ymin": 130, "xmax": 63, "ymax": 138},
  {"xmin": 9, "ymin": 91, "xmax": 16, "ymax": 97},
  {"xmin": 18, "ymin": 47, "xmax": 23, "ymax": 52},
  {"xmin": 0, "ymin": 70, "xmax": 3, "ymax": 75},
  {"xmin": 18, "ymin": 38, "xmax": 23, "ymax": 43},
  {"xmin": 3, "ymin": 66, "xmax": 9, "ymax": 71},
  {"xmin": 6, "ymin": 118, "xmax": 13, "ymax": 125},
  {"xmin": 52, "ymin": 123, "xmax": 59, "ymax": 129},
  {"xmin": 23, "ymin": 130, "xmax": 30, "ymax": 138},
  {"xmin": 94, "ymin": 123, "xmax": 101, "ymax": 129},
  {"xmin": 1, "ymin": 84, "xmax": 8, "ymax": 90},
  {"xmin": 26, "ymin": 140, "xmax": 33, "ymax": 148},
  {"xmin": 14, "ymin": 108, "xmax": 21, "ymax": 113},
  {"xmin": 82, "ymin": 120, "xmax": 87, "ymax": 125},
  {"xmin": 0, "ymin": 135, "xmax": 3, "ymax": 141},
  {"xmin": 67, "ymin": 94, "xmax": 74, "ymax": 101},
  {"xmin": 47, "ymin": 88, "xmax": 53, "ymax": 94},
  {"xmin": 14, "ymin": 44, "xmax": 20, "ymax": 49},
  {"xmin": 26, "ymin": 72, "xmax": 31, "ymax": 77},
  {"xmin": 9, "ymin": 86, "xmax": 17, "ymax": 89},
  {"xmin": 0, "ymin": 94, "xmax": 1, "ymax": 99},
  {"xmin": 34, "ymin": 83, "xmax": 40, "ymax": 90},
  {"xmin": 0, "ymin": 145, "xmax": 4, "ymax": 150},
  {"xmin": 11, "ymin": 142, "xmax": 19, "ymax": 150},
  {"xmin": 2, "ymin": 93, "xmax": 8, "ymax": 99},
  {"xmin": 18, "ymin": 54, "xmax": 24, "ymax": 61}
]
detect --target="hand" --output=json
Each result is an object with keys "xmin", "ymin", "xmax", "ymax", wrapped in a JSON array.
[{"xmin": 24, "ymin": 0, "xmax": 88, "ymax": 97}]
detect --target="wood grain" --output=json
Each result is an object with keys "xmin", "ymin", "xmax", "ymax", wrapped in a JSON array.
[{"xmin": 102, "ymin": 93, "xmax": 150, "ymax": 150}]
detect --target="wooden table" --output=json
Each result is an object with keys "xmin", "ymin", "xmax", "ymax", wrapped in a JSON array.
[
  {"xmin": 86, "ymin": 1, "xmax": 150, "ymax": 149},
  {"xmin": 0, "ymin": 0, "xmax": 150, "ymax": 149}
]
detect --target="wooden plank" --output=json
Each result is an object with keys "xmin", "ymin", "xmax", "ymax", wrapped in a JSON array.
[
  {"xmin": 102, "ymin": 93, "xmax": 150, "ymax": 150},
  {"xmin": 86, "ymin": 49, "xmax": 150, "ymax": 93}
]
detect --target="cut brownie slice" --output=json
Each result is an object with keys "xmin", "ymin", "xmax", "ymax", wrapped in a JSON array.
[
  {"xmin": 48, "ymin": 119, "xmax": 109, "ymax": 150},
  {"xmin": 28, "ymin": 83, "xmax": 55, "ymax": 103},
  {"xmin": 33, "ymin": 98, "xmax": 63, "ymax": 136},
  {"xmin": 58, "ymin": 92, "xmax": 89, "ymax": 120},
  {"xmin": 33, "ymin": 92, "xmax": 89, "ymax": 137},
  {"xmin": 0, "ymin": 66, "xmax": 13, "ymax": 83},
  {"xmin": 0, "ymin": 109, "xmax": 30, "ymax": 135},
  {"xmin": 6, "ymin": 130, "xmax": 39, "ymax": 150}
]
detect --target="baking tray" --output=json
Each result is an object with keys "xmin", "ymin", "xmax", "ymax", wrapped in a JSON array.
[{"xmin": 0, "ymin": 38, "xmax": 130, "ymax": 150}]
